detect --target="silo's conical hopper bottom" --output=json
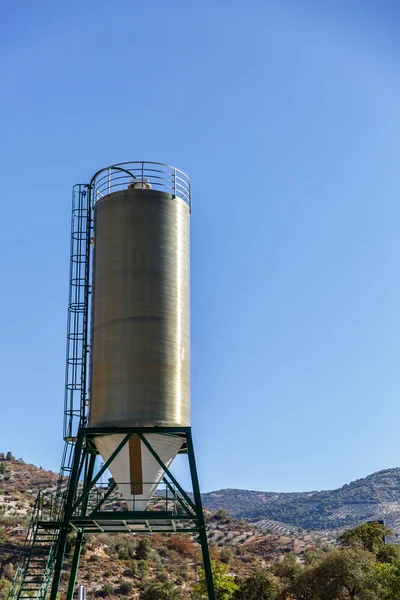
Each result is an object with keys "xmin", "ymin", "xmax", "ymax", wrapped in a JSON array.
[{"xmin": 94, "ymin": 434, "xmax": 183, "ymax": 510}]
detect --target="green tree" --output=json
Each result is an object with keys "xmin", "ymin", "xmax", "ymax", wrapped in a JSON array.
[
  {"xmin": 136, "ymin": 538, "xmax": 152, "ymax": 560},
  {"xmin": 338, "ymin": 522, "xmax": 392, "ymax": 554},
  {"xmin": 373, "ymin": 562, "xmax": 400, "ymax": 600},
  {"xmin": 140, "ymin": 581, "xmax": 183, "ymax": 599},
  {"xmin": 376, "ymin": 544, "xmax": 400, "ymax": 565},
  {"xmin": 5, "ymin": 452, "xmax": 13, "ymax": 461},
  {"xmin": 234, "ymin": 570, "xmax": 281, "ymax": 600},
  {"xmin": 315, "ymin": 547, "xmax": 377, "ymax": 600},
  {"xmin": 215, "ymin": 509, "xmax": 230, "ymax": 520},
  {"xmin": 193, "ymin": 561, "xmax": 238, "ymax": 600},
  {"xmin": 274, "ymin": 553, "xmax": 321, "ymax": 600}
]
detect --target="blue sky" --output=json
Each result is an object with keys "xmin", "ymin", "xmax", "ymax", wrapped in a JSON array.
[{"xmin": 1, "ymin": 0, "xmax": 400, "ymax": 493}]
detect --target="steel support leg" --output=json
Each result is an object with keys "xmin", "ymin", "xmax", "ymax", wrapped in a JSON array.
[
  {"xmin": 65, "ymin": 448, "xmax": 96, "ymax": 600},
  {"xmin": 66, "ymin": 531, "xmax": 84, "ymax": 600},
  {"xmin": 50, "ymin": 432, "xmax": 85, "ymax": 600},
  {"xmin": 186, "ymin": 431, "xmax": 216, "ymax": 600}
]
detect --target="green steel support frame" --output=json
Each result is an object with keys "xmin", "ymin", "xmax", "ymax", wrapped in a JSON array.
[
  {"xmin": 47, "ymin": 427, "xmax": 215, "ymax": 600},
  {"xmin": 8, "ymin": 176, "xmax": 215, "ymax": 600}
]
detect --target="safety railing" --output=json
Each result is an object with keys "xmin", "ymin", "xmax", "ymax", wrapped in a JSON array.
[
  {"xmin": 71, "ymin": 480, "xmax": 185, "ymax": 515},
  {"xmin": 90, "ymin": 161, "xmax": 191, "ymax": 210}
]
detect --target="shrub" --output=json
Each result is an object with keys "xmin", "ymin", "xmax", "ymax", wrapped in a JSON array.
[
  {"xmin": 0, "ymin": 577, "xmax": 10, "ymax": 600},
  {"xmin": 88, "ymin": 555, "xmax": 100, "ymax": 563},
  {"xmin": 167, "ymin": 535, "xmax": 195, "ymax": 557},
  {"xmin": 137, "ymin": 560, "xmax": 149, "ymax": 579},
  {"xmin": 117, "ymin": 539, "xmax": 136, "ymax": 560},
  {"xmin": 101, "ymin": 582, "xmax": 114, "ymax": 597},
  {"xmin": 220, "ymin": 548, "xmax": 234, "ymax": 564},
  {"xmin": 0, "ymin": 529, "xmax": 9, "ymax": 544},
  {"xmin": 119, "ymin": 580, "xmax": 133, "ymax": 595},
  {"xmin": 158, "ymin": 570, "xmax": 169, "ymax": 583},
  {"xmin": 2, "ymin": 564, "xmax": 13, "ymax": 580},
  {"xmin": 140, "ymin": 581, "xmax": 183, "ymax": 600},
  {"xmin": 123, "ymin": 566, "xmax": 137, "ymax": 577},
  {"xmin": 136, "ymin": 538, "xmax": 151, "ymax": 561}
]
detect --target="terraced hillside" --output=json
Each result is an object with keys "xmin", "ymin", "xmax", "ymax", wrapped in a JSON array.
[
  {"xmin": 0, "ymin": 454, "xmax": 325, "ymax": 599},
  {"xmin": 202, "ymin": 468, "xmax": 400, "ymax": 533}
]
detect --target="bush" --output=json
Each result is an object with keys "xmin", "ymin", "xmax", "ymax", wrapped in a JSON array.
[
  {"xmin": 158, "ymin": 570, "xmax": 169, "ymax": 583},
  {"xmin": 1, "ymin": 564, "xmax": 13, "ymax": 580},
  {"xmin": 167, "ymin": 535, "xmax": 195, "ymax": 557},
  {"xmin": 0, "ymin": 529, "xmax": 9, "ymax": 544},
  {"xmin": 119, "ymin": 580, "xmax": 133, "ymax": 595},
  {"xmin": 235, "ymin": 570, "xmax": 281, "ymax": 599},
  {"xmin": 0, "ymin": 577, "xmax": 10, "ymax": 600},
  {"xmin": 137, "ymin": 560, "xmax": 149, "ymax": 579},
  {"xmin": 140, "ymin": 581, "xmax": 183, "ymax": 600},
  {"xmin": 136, "ymin": 538, "xmax": 152, "ymax": 560},
  {"xmin": 88, "ymin": 554, "xmax": 100, "ymax": 563},
  {"xmin": 220, "ymin": 548, "xmax": 234, "ymax": 564},
  {"xmin": 101, "ymin": 582, "xmax": 114, "ymax": 597},
  {"xmin": 116, "ymin": 539, "xmax": 136, "ymax": 560}
]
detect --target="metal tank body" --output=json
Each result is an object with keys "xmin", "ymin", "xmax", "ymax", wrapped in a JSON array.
[{"xmin": 90, "ymin": 187, "xmax": 190, "ymax": 429}]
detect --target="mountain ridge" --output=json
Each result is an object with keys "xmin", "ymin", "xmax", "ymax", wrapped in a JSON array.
[{"xmin": 201, "ymin": 467, "xmax": 400, "ymax": 533}]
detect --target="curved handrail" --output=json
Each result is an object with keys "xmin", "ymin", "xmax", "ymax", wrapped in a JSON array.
[{"xmin": 89, "ymin": 161, "xmax": 191, "ymax": 210}]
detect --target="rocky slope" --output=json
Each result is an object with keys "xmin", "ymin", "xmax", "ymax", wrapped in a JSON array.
[{"xmin": 0, "ymin": 454, "xmax": 325, "ymax": 599}]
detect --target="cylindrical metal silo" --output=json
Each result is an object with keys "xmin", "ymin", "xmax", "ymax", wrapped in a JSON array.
[
  {"xmin": 90, "ymin": 188, "xmax": 190, "ymax": 428},
  {"xmin": 88, "ymin": 165, "xmax": 191, "ymax": 508}
]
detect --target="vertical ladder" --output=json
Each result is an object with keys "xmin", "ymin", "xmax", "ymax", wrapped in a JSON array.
[
  {"xmin": 8, "ymin": 184, "xmax": 92, "ymax": 600},
  {"xmin": 64, "ymin": 184, "xmax": 92, "ymax": 442}
]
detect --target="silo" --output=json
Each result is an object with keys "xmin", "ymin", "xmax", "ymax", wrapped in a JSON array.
[
  {"xmin": 89, "ymin": 171, "xmax": 191, "ymax": 507},
  {"xmin": 12, "ymin": 162, "xmax": 215, "ymax": 600}
]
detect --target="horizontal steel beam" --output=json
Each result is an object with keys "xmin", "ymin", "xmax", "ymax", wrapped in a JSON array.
[
  {"xmin": 82, "ymin": 426, "xmax": 190, "ymax": 436},
  {"xmin": 73, "ymin": 511, "xmax": 197, "ymax": 521}
]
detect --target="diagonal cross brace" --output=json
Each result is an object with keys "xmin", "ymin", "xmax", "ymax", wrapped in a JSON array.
[
  {"xmin": 71, "ymin": 433, "xmax": 132, "ymax": 514},
  {"xmin": 138, "ymin": 433, "xmax": 196, "ymax": 513},
  {"xmin": 162, "ymin": 477, "xmax": 196, "ymax": 518},
  {"xmin": 90, "ymin": 481, "xmax": 117, "ymax": 514}
]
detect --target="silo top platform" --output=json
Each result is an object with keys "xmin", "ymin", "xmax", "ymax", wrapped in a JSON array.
[{"xmin": 90, "ymin": 161, "xmax": 191, "ymax": 210}]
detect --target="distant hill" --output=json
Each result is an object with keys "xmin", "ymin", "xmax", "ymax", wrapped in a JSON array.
[
  {"xmin": 3, "ymin": 451, "xmax": 400, "ymax": 537},
  {"xmin": 201, "ymin": 468, "xmax": 400, "ymax": 534}
]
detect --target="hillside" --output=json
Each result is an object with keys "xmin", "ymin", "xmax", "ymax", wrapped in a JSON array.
[
  {"xmin": 0, "ymin": 454, "xmax": 325, "ymax": 599},
  {"xmin": 202, "ymin": 468, "xmax": 400, "ymax": 533}
]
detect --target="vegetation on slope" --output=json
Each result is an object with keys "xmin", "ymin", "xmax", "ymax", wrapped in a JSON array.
[
  {"xmin": 3, "ymin": 455, "xmax": 400, "ymax": 598},
  {"xmin": 202, "ymin": 469, "xmax": 400, "ymax": 531}
]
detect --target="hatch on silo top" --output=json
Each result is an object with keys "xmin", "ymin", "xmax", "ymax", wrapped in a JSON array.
[{"xmin": 128, "ymin": 178, "xmax": 152, "ymax": 190}]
